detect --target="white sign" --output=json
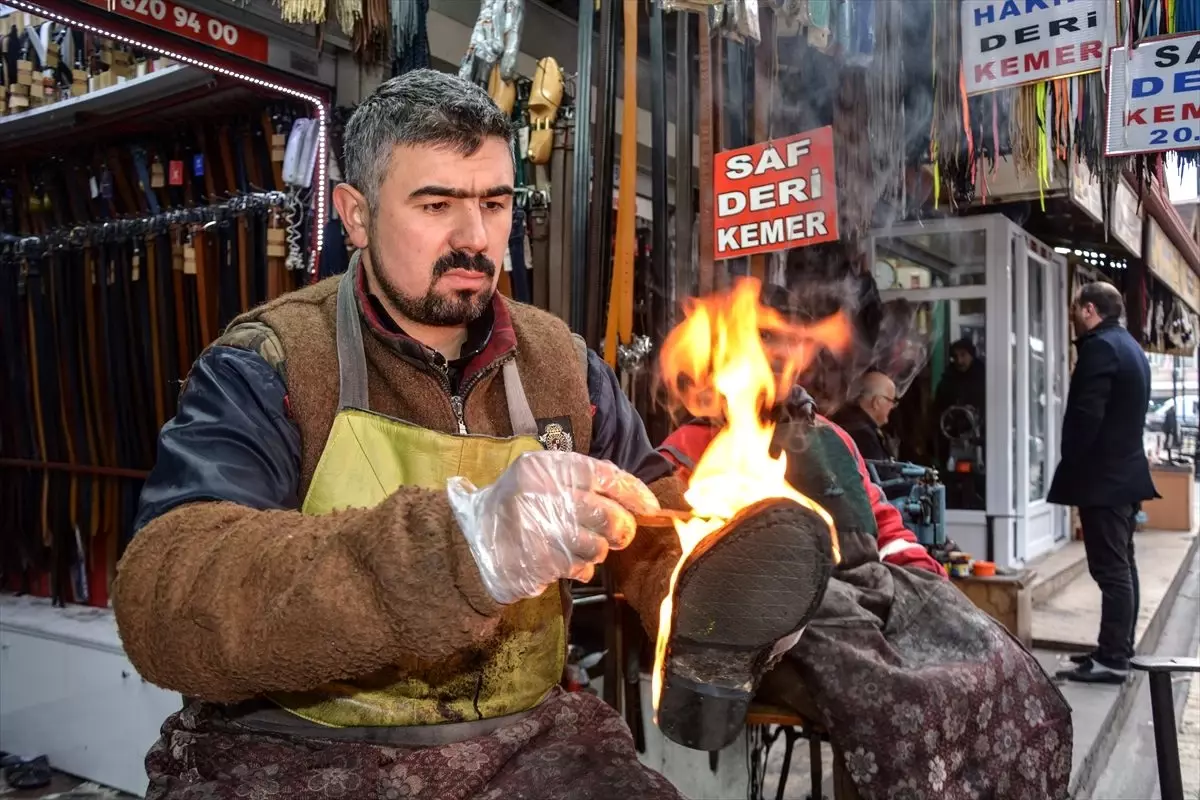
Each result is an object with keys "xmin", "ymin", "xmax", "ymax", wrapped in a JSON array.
[
  {"xmin": 1105, "ymin": 33, "xmax": 1200, "ymax": 156},
  {"xmin": 961, "ymin": 0, "xmax": 1116, "ymax": 95}
]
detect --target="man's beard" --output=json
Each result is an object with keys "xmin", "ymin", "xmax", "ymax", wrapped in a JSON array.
[{"xmin": 368, "ymin": 241, "xmax": 497, "ymax": 327}]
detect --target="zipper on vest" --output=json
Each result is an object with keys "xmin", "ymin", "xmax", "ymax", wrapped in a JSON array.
[
  {"xmin": 436, "ymin": 353, "xmax": 515, "ymax": 436},
  {"xmin": 449, "ymin": 394, "xmax": 468, "ymax": 434}
]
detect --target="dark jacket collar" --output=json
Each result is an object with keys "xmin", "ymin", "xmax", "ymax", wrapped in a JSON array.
[
  {"xmin": 353, "ymin": 264, "xmax": 518, "ymax": 387},
  {"xmin": 1074, "ymin": 318, "xmax": 1122, "ymax": 346}
]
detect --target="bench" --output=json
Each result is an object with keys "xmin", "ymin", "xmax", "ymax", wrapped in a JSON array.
[{"xmin": 745, "ymin": 703, "xmax": 859, "ymax": 800}]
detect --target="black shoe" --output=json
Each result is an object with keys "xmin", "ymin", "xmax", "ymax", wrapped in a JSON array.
[
  {"xmin": 1068, "ymin": 651, "xmax": 1096, "ymax": 665},
  {"xmin": 656, "ymin": 498, "xmax": 835, "ymax": 752},
  {"xmin": 1055, "ymin": 660, "xmax": 1128, "ymax": 685}
]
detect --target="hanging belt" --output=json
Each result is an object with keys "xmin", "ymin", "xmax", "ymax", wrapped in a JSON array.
[
  {"xmin": 529, "ymin": 196, "xmax": 550, "ymax": 308},
  {"xmin": 557, "ymin": 116, "xmax": 574, "ymax": 321},
  {"xmin": 585, "ymin": 0, "xmax": 619, "ymax": 350},
  {"xmin": 547, "ymin": 123, "xmax": 569, "ymax": 320},
  {"xmin": 507, "ymin": 206, "xmax": 531, "ymax": 304},
  {"xmin": 697, "ymin": 16, "xmax": 716, "ymax": 295},
  {"xmin": 750, "ymin": 8, "xmax": 775, "ymax": 283},
  {"xmin": 604, "ymin": 0, "xmax": 639, "ymax": 368},
  {"xmin": 674, "ymin": 14, "xmax": 694, "ymax": 305},
  {"xmin": 648, "ymin": 1, "xmax": 669, "ymax": 346},
  {"xmin": 570, "ymin": 0, "xmax": 595, "ymax": 332}
]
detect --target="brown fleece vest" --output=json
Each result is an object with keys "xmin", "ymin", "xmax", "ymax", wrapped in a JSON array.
[{"xmin": 230, "ymin": 276, "xmax": 594, "ymax": 496}]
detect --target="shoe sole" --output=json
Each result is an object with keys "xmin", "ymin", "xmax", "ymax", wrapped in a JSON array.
[{"xmin": 657, "ymin": 497, "xmax": 835, "ymax": 751}]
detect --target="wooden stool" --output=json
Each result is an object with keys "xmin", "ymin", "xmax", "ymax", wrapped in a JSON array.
[{"xmin": 745, "ymin": 703, "xmax": 859, "ymax": 800}]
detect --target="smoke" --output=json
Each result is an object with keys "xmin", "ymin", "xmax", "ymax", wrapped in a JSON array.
[{"xmin": 771, "ymin": 245, "xmax": 933, "ymax": 416}]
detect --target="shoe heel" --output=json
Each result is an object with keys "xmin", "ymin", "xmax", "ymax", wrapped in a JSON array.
[{"xmin": 658, "ymin": 671, "xmax": 752, "ymax": 751}]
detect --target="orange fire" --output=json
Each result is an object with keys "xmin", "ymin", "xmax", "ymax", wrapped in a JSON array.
[{"xmin": 651, "ymin": 277, "xmax": 852, "ymax": 716}]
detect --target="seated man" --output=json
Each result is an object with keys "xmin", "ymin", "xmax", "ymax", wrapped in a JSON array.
[
  {"xmin": 828, "ymin": 369, "xmax": 900, "ymax": 464},
  {"xmin": 114, "ymin": 70, "xmax": 708, "ymax": 800},
  {"xmin": 659, "ymin": 384, "xmax": 1072, "ymax": 799}
]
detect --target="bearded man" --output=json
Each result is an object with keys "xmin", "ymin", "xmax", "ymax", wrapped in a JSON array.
[{"xmin": 113, "ymin": 70, "xmax": 727, "ymax": 799}]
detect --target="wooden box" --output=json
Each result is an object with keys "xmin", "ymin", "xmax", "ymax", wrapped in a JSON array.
[
  {"xmin": 951, "ymin": 569, "xmax": 1035, "ymax": 646},
  {"xmin": 1143, "ymin": 463, "xmax": 1195, "ymax": 532}
]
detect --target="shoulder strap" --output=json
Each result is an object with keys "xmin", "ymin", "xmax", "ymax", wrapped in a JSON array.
[{"xmin": 570, "ymin": 332, "xmax": 589, "ymax": 386}]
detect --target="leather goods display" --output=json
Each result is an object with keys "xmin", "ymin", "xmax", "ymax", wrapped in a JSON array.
[{"xmin": 0, "ymin": 94, "xmax": 315, "ymax": 609}]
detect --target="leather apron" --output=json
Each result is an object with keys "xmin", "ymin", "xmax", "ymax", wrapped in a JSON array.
[{"xmin": 269, "ymin": 264, "xmax": 567, "ymax": 728}]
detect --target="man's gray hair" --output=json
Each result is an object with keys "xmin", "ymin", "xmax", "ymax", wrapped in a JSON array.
[{"xmin": 342, "ymin": 69, "xmax": 513, "ymax": 210}]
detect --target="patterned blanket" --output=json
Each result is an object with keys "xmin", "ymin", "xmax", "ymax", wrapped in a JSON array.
[{"xmin": 144, "ymin": 689, "xmax": 683, "ymax": 800}]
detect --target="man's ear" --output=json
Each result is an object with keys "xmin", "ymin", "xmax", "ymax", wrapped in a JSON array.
[{"xmin": 333, "ymin": 183, "xmax": 370, "ymax": 250}]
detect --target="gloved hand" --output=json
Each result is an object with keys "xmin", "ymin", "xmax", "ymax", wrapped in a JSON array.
[{"xmin": 447, "ymin": 450, "xmax": 661, "ymax": 605}]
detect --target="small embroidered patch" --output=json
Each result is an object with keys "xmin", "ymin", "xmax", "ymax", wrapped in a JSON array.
[{"xmin": 537, "ymin": 416, "xmax": 576, "ymax": 452}]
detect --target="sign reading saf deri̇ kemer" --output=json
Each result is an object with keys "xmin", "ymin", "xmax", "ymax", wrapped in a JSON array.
[
  {"xmin": 713, "ymin": 127, "xmax": 838, "ymax": 261},
  {"xmin": 1105, "ymin": 32, "xmax": 1200, "ymax": 156},
  {"xmin": 962, "ymin": 0, "xmax": 1117, "ymax": 95}
]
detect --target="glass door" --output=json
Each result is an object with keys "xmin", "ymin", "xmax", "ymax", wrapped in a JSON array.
[
  {"xmin": 869, "ymin": 216, "xmax": 1014, "ymax": 564},
  {"xmin": 868, "ymin": 216, "xmax": 1068, "ymax": 567}
]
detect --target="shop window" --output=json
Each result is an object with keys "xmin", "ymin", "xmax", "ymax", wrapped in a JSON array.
[
  {"xmin": 873, "ymin": 230, "xmax": 988, "ymax": 290},
  {"xmin": 1028, "ymin": 258, "xmax": 1049, "ymax": 502},
  {"xmin": 887, "ymin": 297, "xmax": 987, "ymax": 511}
]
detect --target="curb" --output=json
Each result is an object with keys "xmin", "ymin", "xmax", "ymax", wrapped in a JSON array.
[{"xmin": 1068, "ymin": 533, "xmax": 1200, "ymax": 800}]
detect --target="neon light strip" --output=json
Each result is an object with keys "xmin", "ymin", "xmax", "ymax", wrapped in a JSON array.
[{"xmin": 5, "ymin": 0, "xmax": 328, "ymax": 273}]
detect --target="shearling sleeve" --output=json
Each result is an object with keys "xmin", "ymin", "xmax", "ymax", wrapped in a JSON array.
[
  {"xmin": 608, "ymin": 475, "xmax": 687, "ymax": 641},
  {"xmin": 114, "ymin": 345, "xmax": 503, "ymax": 704}
]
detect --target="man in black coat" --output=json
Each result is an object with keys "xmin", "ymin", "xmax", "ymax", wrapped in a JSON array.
[{"xmin": 1049, "ymin": 281, "xmax": 1159, "ymax": 684}]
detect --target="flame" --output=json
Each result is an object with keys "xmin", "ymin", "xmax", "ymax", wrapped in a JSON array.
[{"xmin": 651, "ymin": 277, "xmax": 852, "ymax": 717}]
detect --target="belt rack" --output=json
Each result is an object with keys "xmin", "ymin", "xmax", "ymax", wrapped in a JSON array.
[
  {"xmin": 1, "ymin": 191, "xmax": 290, "ymax": 258},
  {"xmin": 0, "ymin": 188, "xmax": 305, "ymax": 609}
]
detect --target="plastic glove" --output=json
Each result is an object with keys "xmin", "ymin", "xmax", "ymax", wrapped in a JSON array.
[{"xmin": 447, "ymin": 450, "xmax": 661, "ymax": 605}]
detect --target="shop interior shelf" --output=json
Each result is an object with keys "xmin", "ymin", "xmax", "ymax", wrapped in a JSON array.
[{"xmin": 0, "ymin": 64, "xmax": 215, "ymax": 150}]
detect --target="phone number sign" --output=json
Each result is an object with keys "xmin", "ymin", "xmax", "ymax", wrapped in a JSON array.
[{"xmin": 87, "ymin": 0, "xmax": 269, "ymax": 63}]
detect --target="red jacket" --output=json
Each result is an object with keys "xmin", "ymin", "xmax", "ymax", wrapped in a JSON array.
[{"xmin": 657, "ymin": 418, "xmax": 947, "ymax": 577}]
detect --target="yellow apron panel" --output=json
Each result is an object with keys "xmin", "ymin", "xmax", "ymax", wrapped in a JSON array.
[{"xmin": 271, "ymin": 409, "xmax": 566, "ymax": 727}]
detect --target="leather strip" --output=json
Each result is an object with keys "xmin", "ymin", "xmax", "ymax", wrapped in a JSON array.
[
  {"xmin": 605, "ymin": 0, "xmax": 639, "ymax": 367},
  {"xmin": 649, "ymin": 0, "xmax": 669, "ymax": 345},
  {"xmin": 570, "ymin": 1, "xmax": 594, "ymax": 331},
  {"xmin": 697, "ymin": 17, "xmax": 716, "ymax": 295},
  {"xmin": 674, "ymin": 15, "xmax": 694, "ymax": 304},
  {"xmin": 529, "ymin": 201, "xmax": 550, "ymax": 308},
  {"xmin": 750, "ymin": 8, "xmax": 775, "ymax": 282},
  {"xmin": 547, "ymin": 125, "xmax": 567, "ymax": 320},
  {"xmin": 584, "ymin": 0, "xmax": 619, "ymax": 349}
]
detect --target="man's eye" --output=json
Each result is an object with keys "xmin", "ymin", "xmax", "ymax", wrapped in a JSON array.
[
  {"xmin": 423, "ymin": 202, "xmax": 449, "ymax": 213},
  {"xmin": 483, "ymin": 200, "xmax": 507, "ymax": 211}
]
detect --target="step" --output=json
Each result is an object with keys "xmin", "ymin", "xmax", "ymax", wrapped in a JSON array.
[{"xmin": 1030, "ymin": 540, "xmax": 1090, "ymax": 607}]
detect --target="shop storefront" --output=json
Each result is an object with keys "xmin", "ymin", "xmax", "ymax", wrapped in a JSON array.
[
  {"xmin": 869, "ymin": 215, "xmax": 1070, "ymax": 567},
  {"xmin": 0, "ymin": 0, "xmax": 343, "ymax": 791}
]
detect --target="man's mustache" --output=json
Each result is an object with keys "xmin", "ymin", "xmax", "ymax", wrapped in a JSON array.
[{"xmin": 433, "ymin": 250, "xmax": 496, "ymax": 279}]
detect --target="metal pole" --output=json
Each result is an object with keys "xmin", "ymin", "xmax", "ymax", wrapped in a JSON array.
[{"xmin": 1147, "ymin": 671, "xmax": 1185, "ymax": 800}]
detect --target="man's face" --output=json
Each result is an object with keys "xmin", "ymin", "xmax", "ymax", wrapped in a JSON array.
[
  {"xmin": 351, "ymin": 137, "xmax": 514, "ymax": 327},
  {"xmin": 951, "ymin": 348, "xmax": 973, "ymax": 372},
  {"xmin": 1071, "ymin": 301, "xmax": 1095, "ymax": 336}
]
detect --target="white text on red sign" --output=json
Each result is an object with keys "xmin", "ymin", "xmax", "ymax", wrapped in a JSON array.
[
  {"xmin": 716, "ymin": 138, "xmax": 830, "ymax": 255},
  {"xmin": 118, "ymin": 0, "xmax": 241, "ymax": 49}
]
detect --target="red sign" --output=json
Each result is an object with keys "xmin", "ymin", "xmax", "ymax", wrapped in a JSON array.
[
  {"xmin": 713, "ymin": 127, "xmax": 839, "ymax": 261},
  {"xmin": 86, "ymin": 0, "xmax": 269, "ymax": 63}
]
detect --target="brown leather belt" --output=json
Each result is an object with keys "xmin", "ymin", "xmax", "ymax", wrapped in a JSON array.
[{"xmin": 547, "ymin": 122, "xmax": 571, "ymax": 321}]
